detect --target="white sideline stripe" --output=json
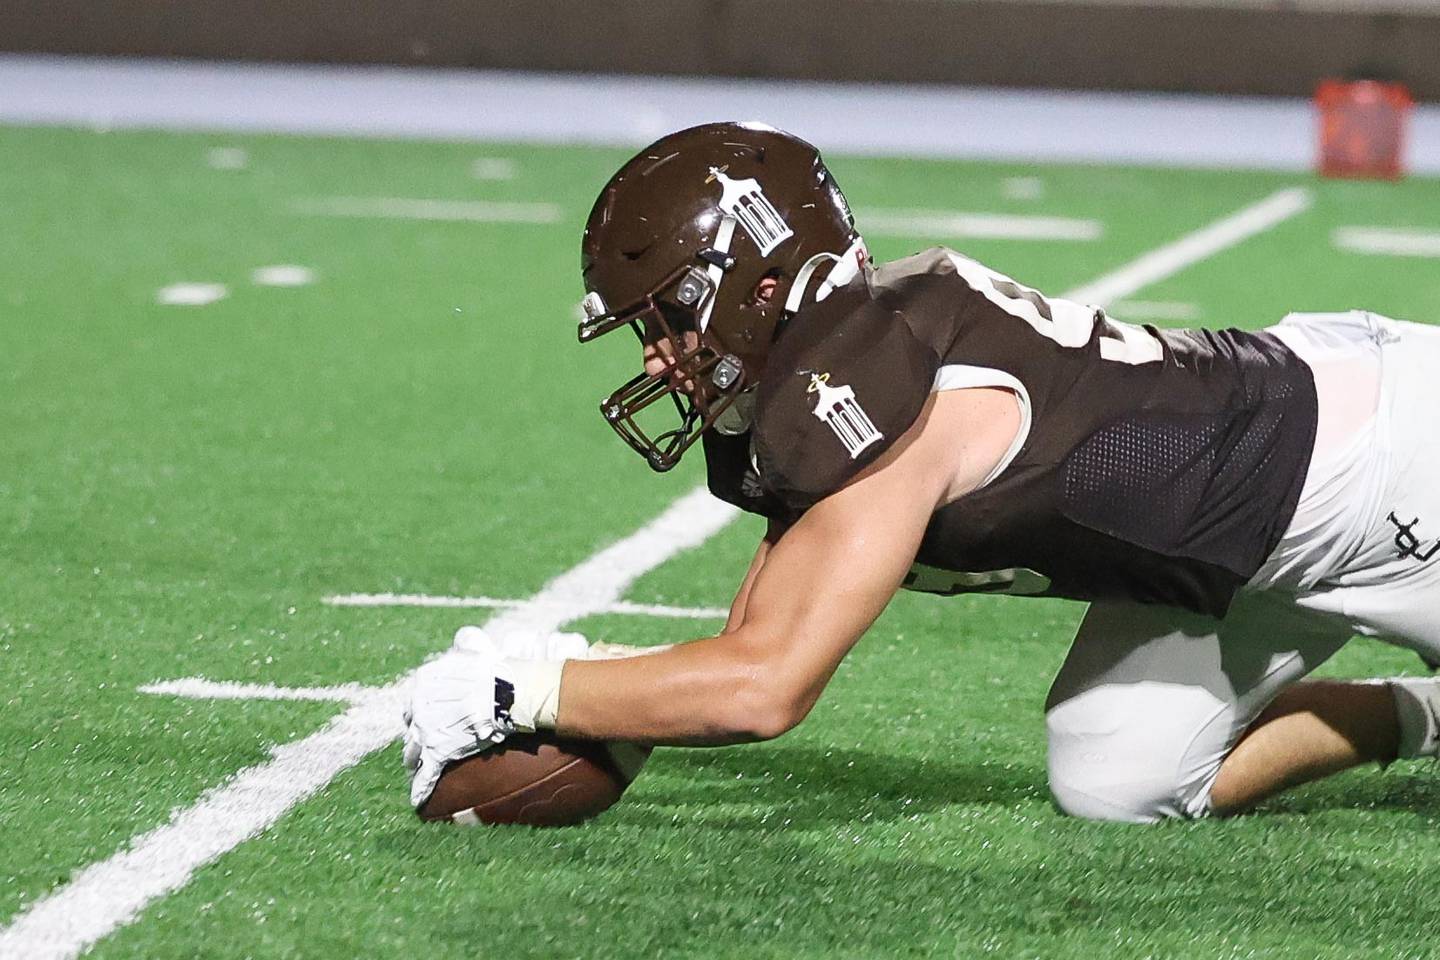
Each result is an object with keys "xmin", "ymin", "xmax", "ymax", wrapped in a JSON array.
[
  {"xmin": 860, "ymin": 209, "xmax": 1100, "ymax": 241},
  {"xmin": 323, "ymin": 592, "xmax": 729, "ymax": 620},
  {"xmin": 140, "ymin": 678, "xmax": 373, "ymax": 703},
  {"xmin": 1063, "ymin": 187, "xmax": 1312, "ymax": 305},
  {"xmin": 0, "ymin": 487, "xmax": 738, "ymax": 960},
  {"xmin": 0, "ymin": 189, "xmax": 1307, "ymax": 958},
  {"xmin": 1333, "ymin": 226, "xmax": 1440, "ymax": 258},
  {"xmin": 290, "ymin": 196, "xmax": 562, "ymax": 224}
]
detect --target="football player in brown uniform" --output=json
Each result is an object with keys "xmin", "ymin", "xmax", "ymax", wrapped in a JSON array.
[{"xmin": 404, "ymin": 123, "xmax": 1440, "ymax": 823}]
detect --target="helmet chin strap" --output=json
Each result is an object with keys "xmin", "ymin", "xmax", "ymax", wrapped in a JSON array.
[
  {"xmin": 782, "ymin": 236, "xmax": 869, "ymax": 315},
  {"xmin": 696, "ymin": 215, "xmax": 736, "ymax": 334},
  {"xmin": 710, "ymin": 236, "xmax": 868, "ymax": 439}
]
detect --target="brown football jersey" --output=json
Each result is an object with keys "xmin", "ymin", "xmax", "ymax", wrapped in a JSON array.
[{"xmin": 703, "ymin": 247, "xmax": 1318, "ymax": 618}]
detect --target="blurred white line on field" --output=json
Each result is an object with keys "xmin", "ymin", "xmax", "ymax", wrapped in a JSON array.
[
  {"xmin": 1333, "ymin": 226, "xmax": 1440, "ymax": 259},
  {"xmin": 323, "ymin": 592, "xmax": 729, "ymax": 620},
  {"xmin": 206, "ymin": 147, "xmax": 248, "ymax": 170},
  {"xmin": 1106, "ymin": 300, "xmax": 1201, "ymax": 322},
  {"xmin": 1001, "ymin": 176, "xmax": 1045, "ymax": 200},
  {"xmin": 471, "ymin": 157, "xmax": 519, "ymax": 180},
  {"xmin": 157, "ymin": 283, "xmax": 227, "ymax": 306},
  {"xmin": 291, "ymin": 196, "xmax": 561, "ymax": 224},
  {"xmin": 859, "ymin": 209, "xmax": 1101, "ymax": 241},
  {"xmin": 1064, "ymin": 187, "xmax": 1312, "ymax": 306},
  {"xmin": 140, "ymin": 678, "xmax": 372, "ymax": 703},
  {"xmin": 252, "ymin": 265, "xmax": 316, "ymax": 287}
]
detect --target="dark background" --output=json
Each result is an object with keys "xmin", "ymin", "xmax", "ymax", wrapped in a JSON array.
[{"xmin": 5, "ymin": 0, "xmax": 1439, "ymax": 99}]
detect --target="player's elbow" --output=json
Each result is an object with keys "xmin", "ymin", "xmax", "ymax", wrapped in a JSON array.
[
  {"xmin": 720, "ymin": 663, "xmax": 814, "ymax": 742},
  {"xmin": 722, "ymin": 689, "xmax": 805, "ymax": 742}
]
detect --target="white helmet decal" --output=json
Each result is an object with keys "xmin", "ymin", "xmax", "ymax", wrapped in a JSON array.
[{"xmin": 708, "ymin": 166, "xmax": 794, "ymax": 256}]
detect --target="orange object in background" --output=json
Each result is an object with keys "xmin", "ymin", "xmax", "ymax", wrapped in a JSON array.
[{"xmin": 1317, "ymin": 79, "xmax": 1413, "ymax": 180}]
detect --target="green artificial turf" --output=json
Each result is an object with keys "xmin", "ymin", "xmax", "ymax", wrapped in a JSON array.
[{"xmin": 4, "ymin": 124, "xmax": 1440, "ymax": 958}]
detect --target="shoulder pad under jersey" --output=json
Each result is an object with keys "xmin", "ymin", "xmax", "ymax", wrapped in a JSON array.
[{"xmin": 752, "ymin": 289, "xmax": 940, "ymax": 511}]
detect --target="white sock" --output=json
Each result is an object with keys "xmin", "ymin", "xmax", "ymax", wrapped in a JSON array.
[{"xmin": 1389, "ymin": 677, "xmax": 1440, "ymax": 759}]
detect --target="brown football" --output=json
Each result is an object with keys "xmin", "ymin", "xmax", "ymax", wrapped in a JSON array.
[{"xmin": 418, "ymin": 733, "xmax": 652, "ymax": 827}]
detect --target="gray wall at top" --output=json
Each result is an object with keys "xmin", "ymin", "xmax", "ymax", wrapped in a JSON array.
[{"xmin": 5, "ymin": 0, "xmax": 1439, "ymax": 100}]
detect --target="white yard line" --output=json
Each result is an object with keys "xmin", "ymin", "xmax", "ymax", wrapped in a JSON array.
[
  {"xmin": 252, "ymin": 264, "xmax": 316, "ymax": 287},
  {"xmin": 0, "ymin": 186, "xmax": 1312, "ymax": 958},
  {"xmin": 139, "ymin": 678, "xmax": 373, "ymax": 703},
  {"xmin": 1333, "ymin": 226, "xmax": 1440, "ymax": 258},
  {"xmin": 323, "ymin": 592, "xmax": 728, "ymax": 620},
  {"xmin": 156, "ymin": 282, "xmax": 228, "ymax": 306},
  {"xmin": 859, "ymin": 209, "xmax": 1100, "ymax": 241},
  {"xmin": 1063, "ymin": 187, "xmax": 1311, "ymax": 305},
  {"xmin": 290, "ymin": 196, "xmax": 562, "ymax": 224},
  {"xmin": 0, "ymin": 487, "xmax": 738, "ymax": 960}
]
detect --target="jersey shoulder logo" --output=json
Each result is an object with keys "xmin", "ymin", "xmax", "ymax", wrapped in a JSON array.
[
  {"xmin": 708, "ymin": 166, "xmax": 794, "ymax": 256},
  {"xmin": 806, "ymin": 371, "xmax": 882, "ymax": 459}
]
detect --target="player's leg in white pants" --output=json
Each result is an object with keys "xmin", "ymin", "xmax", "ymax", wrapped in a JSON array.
[
  {"xmin": 1044, "ymin": 593, "xmax": 1353, "ymax": 823},
  {"xmin": 1045, "ymin": 312, "xmax": 1440, "ymax": 824}
]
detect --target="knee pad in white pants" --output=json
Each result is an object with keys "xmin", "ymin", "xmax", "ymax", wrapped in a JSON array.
[{"xmin": 1046, "ymin": 680, "xmax": 1227, "ymax": 823}]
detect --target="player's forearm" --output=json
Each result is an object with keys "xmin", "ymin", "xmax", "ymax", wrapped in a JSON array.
[{"xmin": 554, "ymin": 636, "xmax": 804, "ymax": 745}]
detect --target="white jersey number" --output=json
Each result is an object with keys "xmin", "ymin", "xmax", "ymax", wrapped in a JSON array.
[{"xmin": 945, "ymin": 252, "xmax": 1164, "ymax": 366}]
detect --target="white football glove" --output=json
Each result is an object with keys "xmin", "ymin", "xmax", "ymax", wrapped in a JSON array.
[
  {"xmin": 402, "ymin": 648, "xmax": 517, "ymax": 809},
  {"xmin": 453, "ymin": 625, "xmax": 590, "ymax": 661},
  {"xmin": 452, "ymin": 625, "xmax": 670, "ymax": 662}
]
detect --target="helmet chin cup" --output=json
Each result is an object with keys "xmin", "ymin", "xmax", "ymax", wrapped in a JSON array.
[
  {"xmin": 712, "ymin": 386, "xmax": 756, "ymax": 436},
  {"xmin": 597, "ymin": 346, "xmax": 745, "ymax": 473}
]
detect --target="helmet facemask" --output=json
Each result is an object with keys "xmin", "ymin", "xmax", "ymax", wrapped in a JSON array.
[{"xmin": 578, "ymin": 262, "xmax": 748, "ymax": 472}]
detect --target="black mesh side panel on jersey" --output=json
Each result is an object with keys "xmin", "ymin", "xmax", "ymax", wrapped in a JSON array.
[
  {"xmin": 1061, "ymin": 402, "xmax": 1299, "ymax": 581},
  {"xmin": 1063, "ymin": 415, "xmax": 1223, "ymax": 552}
]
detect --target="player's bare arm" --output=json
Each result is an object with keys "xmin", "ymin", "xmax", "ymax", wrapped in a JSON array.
[
  {"xmin": 402, "ymin": 384, "xmax": 1017, "ymax": 808},
  {"xmin": 556, "ymin": 388, "xmax": 1018, "ymax": 745},
  {"xmin": 722, "ymin": 520, "xmax": 782, "ymax": 634}
]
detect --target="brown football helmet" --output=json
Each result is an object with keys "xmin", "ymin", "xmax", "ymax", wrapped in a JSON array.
[{"xmin": 578, "ymin": 122, "xmax": 868, "ymax": 471}]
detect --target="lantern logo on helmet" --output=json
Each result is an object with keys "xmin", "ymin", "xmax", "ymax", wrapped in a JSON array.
[
  {"xmin": 806, "ymin": 372, "xmax": 882, "ymax": 459},
  {"xmin": 707, "ymin": 166, "xmax": 794, "ymax": 256}
]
